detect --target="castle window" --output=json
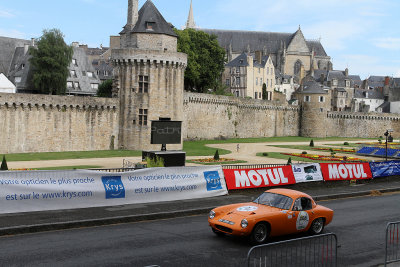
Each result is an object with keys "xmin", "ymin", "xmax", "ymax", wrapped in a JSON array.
[
  {"xmin": 146, "ymin": 22, "xmax": 155, "ymax": 31},
  {"xmin": 139, "ymin": 109, "xmax": 148, "ymax": 126},
  {"xmin": 256, "ymin": 78, "xmax": 258, "ymax": 85},
  {"xmin": 72, "ymin": 59, "xmax": 77, "ymax": 66},
  {"xmin": 304, "ymin": 96, "xmax": 311, "ymax": 102},
  {"xmin": 259, "ymin": 92, "xmax": 262, "ymax": 99},
  {"xmin": 139, "ymin": 75, "xmax": 149, "ymax": 93},
  {"xmin": 267, "ymin": 67, "xmax": 269, "ymax": 75},
  {"xmin": 236, "ymin": 67, "xmax": 240, "ymax": 73},
  {"xmin": 70, "ymin": 70, "xmax": 77, "ymax": 78},
  {"xmin": 345, "ymin": 80, "xmax": 350, "ymax": 87},
  {"xmin": 15, "ymin": 77, "xmax": 22, "ymax": 83},
  {"xmin": 21, "ymin": 64, "xmax": 25, "ymax": 69},
  {"xmin": 319, "ymin": 96, "xmax": 325, "ymax": 102},
  {"xmin": 91, "ymin": 83, "xmax": 98, "ymax": 90},
  {"xmin": 67, "ymin": 81, "xmax": 73, "ymax": 88},
  {"xmin": 226, "ymin": 79, "xmax": 230, "ymax": 86},
  {"xmin": 235, "ymin": 91, "xmax": 240, "ymax": 97},
  {"xmin": 74, "ymin": 82, "xmax": 80, "ymax": 89},
  {"xmin": 236, "ymin": 77, "xmax": 240, "ymax": 85},
  {"xmin": 260, "ymin": 78, "xmax": 263, "ymax": 85},
  {"xmin": 332, "ymin": 79, "xmax": 338, "ymax": 86},
  {"xmin": 255, "ymin": 92, "xmax": 258, "ymax": 99},
  {"xmin": 87, "ymin": 72, "xmax": 94, "ymax": 78}
]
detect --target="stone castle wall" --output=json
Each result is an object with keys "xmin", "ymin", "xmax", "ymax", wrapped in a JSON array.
[
  {"xmin": 183, "ymin": 92, "xmax": 300, "ymax": 140},
  {"xmin": 0, "ymin": 93, "xmax": 119, "ymax": 154},
  {"xmin": 325, "ymin": 112, "xmax": 400, "ymax": 138}
]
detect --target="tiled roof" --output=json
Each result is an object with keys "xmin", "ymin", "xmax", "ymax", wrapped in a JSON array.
[
  {"xmin": 299, "ymin": 80, "xmax": 328, "ymax": 94},
  {"xmin": 226, "ymin": 52, "xmax": 248, "ymax": 67},
  {"xmin": 354, "ymin": 88, "xmax": 384, "ymax": 99},
  {"xmin": 0, "ymin": 36, "xmax": 30, "ymax": 76}
]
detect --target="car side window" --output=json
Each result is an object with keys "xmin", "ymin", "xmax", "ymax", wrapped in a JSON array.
[
  {"xmin": 293, "ymin": 197, "xmax": 313, "ymax": 211},
  {"xmin": 293, "ymin": 198, "xmax": 302, "ymax": 211}
]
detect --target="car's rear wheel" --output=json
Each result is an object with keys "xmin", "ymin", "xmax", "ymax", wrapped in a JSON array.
[
  {"xmin": 250, "ymin": 223, "xmax": 269, "ymax": 244},
  {"xmin": 309, "ymin": 218, "xmax": 325, "ymax": 235},
  {"xmin": 212, "ymin": 227, "xmax": 224, "ymax": 237}
]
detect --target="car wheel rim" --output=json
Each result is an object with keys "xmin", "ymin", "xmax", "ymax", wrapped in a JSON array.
[
  {"xmin": 312, "ymin": 219, "xmax": 323, "ymax": 233},
  {"xmin": 254, "ymin": 225, "xmax": 267, "ymax": 242}
]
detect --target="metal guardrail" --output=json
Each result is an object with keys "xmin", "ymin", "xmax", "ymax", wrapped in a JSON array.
[
  {"xmin": 222, "ymin": 164, "xmax": 289, "ymax": 169},
  {"xmin": 385, "ymin": 221, "xmax": 400, "ymax": 266},
  {"xmin": 247, "ymin": 233, "xmax": 338, "ymax": 267}
]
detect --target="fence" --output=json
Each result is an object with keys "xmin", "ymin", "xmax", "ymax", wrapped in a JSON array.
[
  {"xmin": 222, "ymin": 164, "xmax": 289, "ymax": 170},
  {"xmin": 247, "ymin": 233, "xmax": 338, "ymax": 267},
  {"xmin": 385, "ymin": 221, "xmax": 400, "ymax": 266}
]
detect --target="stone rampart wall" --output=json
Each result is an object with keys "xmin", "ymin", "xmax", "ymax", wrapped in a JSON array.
[
  {"xmin": 326, "ymin": 111, "xmax": 400, "ymax": 138},
  {"xmin": 0, "ymin": 93, "xmax": 119, "ymax": 153},
  {"xmin": 183, "ymin": 92, "xmax": 300, "ymax": 140}
]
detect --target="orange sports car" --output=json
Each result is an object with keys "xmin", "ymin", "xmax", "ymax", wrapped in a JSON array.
[{"xmin": 208, "ymin": 188, "xmax": 333, "ymax": 244}]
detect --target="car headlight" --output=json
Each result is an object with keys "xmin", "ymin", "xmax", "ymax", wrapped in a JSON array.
[
  {"xmin": 209, "ymin": 210, "xmax": 216, "ymax": 219},
  {"xmin": 241, "ymin": 219, "xmax": 248, "ymax": 228}
]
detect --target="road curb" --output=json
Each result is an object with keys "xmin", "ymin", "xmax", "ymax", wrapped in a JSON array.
[{"xmin": 1, "ymin": 187, "xmax": 400, "ymax": 236}]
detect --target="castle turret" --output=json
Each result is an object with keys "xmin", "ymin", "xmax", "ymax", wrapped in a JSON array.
[{"xmin": 112, "ymin": 0, "xmax": 187, "ymax": 150}]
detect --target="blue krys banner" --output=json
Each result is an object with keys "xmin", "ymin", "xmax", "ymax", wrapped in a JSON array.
[{"xmin": 370, "ymin": 161, "xmax": 400, "ymax": 178}]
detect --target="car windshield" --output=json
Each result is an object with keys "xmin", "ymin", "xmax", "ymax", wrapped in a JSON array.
[{"xmin": 253, "ymin": 192, "xmax": 293, "ymax": 210}]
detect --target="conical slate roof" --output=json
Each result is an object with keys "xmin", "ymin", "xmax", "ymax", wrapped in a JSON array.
[{"xmin": 130, "ymin": 0, "xmax": 177, "ymax": 37}]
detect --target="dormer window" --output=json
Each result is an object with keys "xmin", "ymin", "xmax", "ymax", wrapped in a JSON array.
[
  {"xmin": 345, "ymin": 80, "xmax": 350, "ymax": 87},
  {"xmin": 146, "ymin": 22, "xmax": 155, "ymax": 31},
  {"xmin": 72, "ymin": 59, "xmax": 77, "ymax": 66},
  {"xmin": 15, "ymin": 77, "xmax": 22, "ymax": 83},
  {"xmin": 332, "ymin": 79, "xmax": 338, "ymax": 86},
  {"xmin": 21, "ymin": 64, "xmax": 25, "ymax": 70}
]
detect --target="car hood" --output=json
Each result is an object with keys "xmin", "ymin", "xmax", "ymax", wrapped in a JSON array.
[{"xmin": 218, "ymin": 202, "xmax": 280, "ymax": 220}]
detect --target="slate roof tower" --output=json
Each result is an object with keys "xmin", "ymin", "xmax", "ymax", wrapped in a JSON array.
[{"xmin": 112, "ymin": 0, "xmax": 187, "ymax": 150}]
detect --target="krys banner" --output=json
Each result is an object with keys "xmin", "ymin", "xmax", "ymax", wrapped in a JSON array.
[
  {"xmin": 223, "ymin": 166, "xmax": 296, "ymax": 190},
  {"xmin": 320, "ymin": 163, "xmax": 373, "ymax": 181},
  {"xmin": 369, "ymin": 160, "xmax": 400, "ymax": 178},
  {"xmin": 0, "ymin": 166, "xmax": 228, "ymax": 214}
]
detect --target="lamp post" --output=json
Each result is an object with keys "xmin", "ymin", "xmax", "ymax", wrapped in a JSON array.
[
  {"xmin": 384, "ymin": 129, "xmax": 394, "ymax": 161},
  {"xmin": 384, "ymin": 130, "xmax": 389, "ymax": 161}
]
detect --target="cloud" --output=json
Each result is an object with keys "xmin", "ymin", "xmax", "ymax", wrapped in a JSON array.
[
  {"xmin": 0, "ymin": 10, "xmax": 14, "ymax": 18},
  {"xmin": 0, "ymin": 28, "xmax": 25, "ymax": 39},
  {"xmin": 374, "ymin": 38, "xmax": 400, "ymax": 50}
]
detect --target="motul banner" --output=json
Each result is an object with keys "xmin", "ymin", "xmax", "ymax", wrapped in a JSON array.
[
  {"xmin": 223, "ymin": 166, "xmax": 296, "ymax": 190},
  {"xmin": 320, "ymin": 163, "xmax": 373, "ymax": 181}
]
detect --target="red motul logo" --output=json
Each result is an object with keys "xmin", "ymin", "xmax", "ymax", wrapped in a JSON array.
[
  {"xmin": 328, "ymin": 164, "xmax": 368, "ymax": 179},
  {"xmin": 234, "ymin": 168, "xmax": 289, "ymax": 187}
]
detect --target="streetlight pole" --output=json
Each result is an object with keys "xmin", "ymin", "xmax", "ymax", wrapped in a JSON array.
[{"xmin": 384, "ymin": 130, "xmax": 389, "ymax": 161}]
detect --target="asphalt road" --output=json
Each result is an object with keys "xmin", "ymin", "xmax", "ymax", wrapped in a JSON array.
[{"xmin": 0, "ymin": 193, "xmax": 399, "ymax": 267}]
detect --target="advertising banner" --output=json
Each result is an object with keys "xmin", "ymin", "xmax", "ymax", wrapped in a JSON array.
[
  {"xmin": 0, "ymin": 166, "xmax": 228, "ymax": 214},
  {"xmin": 320, "ymin": 163, "xmax": 373, "ymax": 181},
  {"xmin": 292, "ymin": 163, "xmax": 324, "ymax": 183},
  {"xmin": 370, "ymin": 161, "xmax": 400, "ymax": 178},
  {"xmin": 223, "ymin": 166, "xmax": 296, "ymax": 190}
]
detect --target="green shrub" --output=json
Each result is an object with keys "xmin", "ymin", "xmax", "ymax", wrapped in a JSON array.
[
  {"xmin": 302, "ymin": 151, "xmax": 307, "ymax": 154},
  {"xmin": 287, "ymin": 157, "xmax": 292, "ymax": 165},
  {"xmin": 146, "ymin": 156, "xmax": 165, "ymax": 168},
  {"xmin": 1, "ymin": 155, "xmax": 8, "ymax": 171},
  {"xmin": 309, "ymin": 139, "xmax": 314, "ymax": 147},
  {"xmin": 344, "ymin": 142, "xmax": 349, "ymax": 145},
  {"xmin": 262, "ymin": 152, "xmax": 269, "ymax": 156},
  {"xmin": 214, "ymin": 150, "xmax": 220, "ymax": 161}
]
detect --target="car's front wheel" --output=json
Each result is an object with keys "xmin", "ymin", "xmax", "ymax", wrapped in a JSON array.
[
  {"xmin": 309, "ymin": 218, "xmax": 325, "ymax": 235},
  {"xmin": 250, "ymin": 223, "xmax": 269, "ymax": 244}
]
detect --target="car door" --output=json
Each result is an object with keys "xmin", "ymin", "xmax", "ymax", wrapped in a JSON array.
[{"xmin": 286, "ymin": 197, "xmax": 316, "ymax": 234}]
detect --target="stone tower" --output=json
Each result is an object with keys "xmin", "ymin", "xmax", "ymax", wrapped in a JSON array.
[
  {"xmin": 185, "ymin": 0, "xmax": 196, "ymax": 29},
  {"xmin": 112, "ymin": 0, "xmax": 188, "ymax": 151}
]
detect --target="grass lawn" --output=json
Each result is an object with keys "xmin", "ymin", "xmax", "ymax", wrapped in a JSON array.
[
  {"xmin": 256, "ymin": 152, "xmax": 353, "ymax": 163},
  {"xmin": 269, "ymin": 144, "xmax": 358, "ymax": 154}
]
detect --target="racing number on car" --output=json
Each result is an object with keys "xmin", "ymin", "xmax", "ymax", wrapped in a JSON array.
[{"xmin": 296, "ymin": 211, "xmax": 309, "ymax": 230}]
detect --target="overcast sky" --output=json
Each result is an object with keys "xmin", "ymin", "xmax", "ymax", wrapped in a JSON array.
[{"xmin": 1, "ymin": 0, "xmax": 399, "ymax": 79}]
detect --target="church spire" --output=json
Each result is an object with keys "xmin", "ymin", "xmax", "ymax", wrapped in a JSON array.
[{"xmin": 185, "ymin": 0, "xmax": 196, "ymax": 29}]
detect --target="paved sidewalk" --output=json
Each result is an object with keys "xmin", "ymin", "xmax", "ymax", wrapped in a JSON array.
[{"xmin": 0, "ymin": 176, "xmax": 399, "ymax": 236}]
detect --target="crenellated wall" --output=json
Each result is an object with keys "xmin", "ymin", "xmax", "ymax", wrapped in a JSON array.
[
  {"xmin": 325, "ymin": 111, "xmax": 400, "ymax": 138},
  {"xmin": 183, "ymin": 92, "xmax": 300, "ymax": 140},
  {"xmin": 0, "ymin": 93, "xmax": 119, "ymax": 154}
]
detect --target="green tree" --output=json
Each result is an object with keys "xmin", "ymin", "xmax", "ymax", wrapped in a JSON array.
[
  {"xmin": 310, "ymin": 139, "xmax": 314, "ymax": 147},
  {"xmin": 287, "ymin": 157, "xmax": 292, "ymax": 165},
  {"xmin": 174, "ymin": 28, "xmax": 226, "ymax": 93},
  {"xmin": 214, "ymin": 150, "xmax": 220, "ymax": 161},
  {"xmin": 97, "ymin": 79, "xmax": 113, "ymax": 98},
  {"xmin": 1, "ymin": 155, "xmax": 8, "ymax": 171},
  {"xmin": 29, "ymin": 29, "xmax": 73, "ymax": 95},
  {"xmin": 262, "ymin": 83, "xmax": 267, "ymax": 100}
]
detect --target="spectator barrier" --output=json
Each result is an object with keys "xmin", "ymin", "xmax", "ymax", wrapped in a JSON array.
[
  {"xmin": 385, "ymin": 221, "xmax": 400, "ymax": 266},
  {"xmin": 0, "ymin": 166, "xmax": 228, "ymax": 214}
]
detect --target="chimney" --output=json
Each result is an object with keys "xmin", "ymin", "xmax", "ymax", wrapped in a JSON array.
[
  {"xmin": 24, "ymin": 44, "xmax": 29, "ymax": 55},
  {"xmin": 384, "ymin": 76, "xmax": 390, "ymax": 86},
  {"xmin": 320, "ymin": 73, "xmax": 325, "ymax": 82},
  {"xmin": 127, "ymin": 0, "xmax": 139, "ymax": 29},
  {"xmin": 345, "ymin": 68, "xmax": 349, "ymax": 77},
  {"xmin": 31, "ymin": 38, "xmax": 35, "ymax": 47},
  {"xmin": 255, "ymin": 51, "xmax": 262, "ymax": 64}
]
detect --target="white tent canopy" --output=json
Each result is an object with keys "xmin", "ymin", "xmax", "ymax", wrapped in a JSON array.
[{"xmin": 0, "ymin": 73, "xmax": 16, "ymax": 93}]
